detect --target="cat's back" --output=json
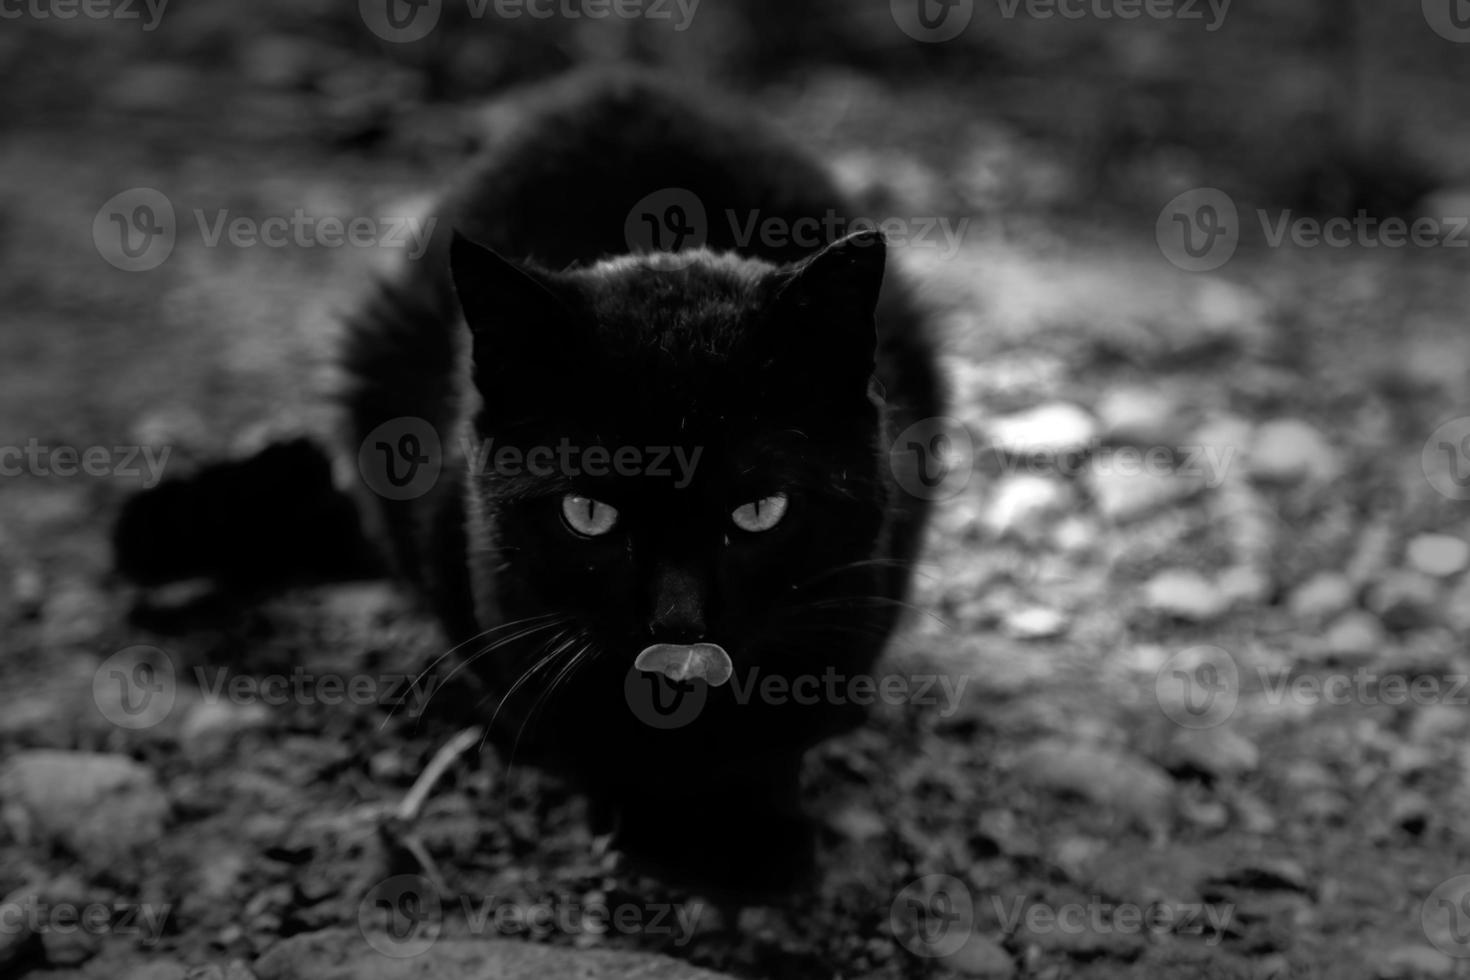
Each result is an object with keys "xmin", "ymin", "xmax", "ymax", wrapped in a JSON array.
[{"xmin": 437, "ymin": 68, "xmax": 856, "ymax": 270}]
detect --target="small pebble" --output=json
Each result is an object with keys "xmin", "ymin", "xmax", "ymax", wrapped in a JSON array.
[
  {"xmin": 1407, "ymin": 534, "xmax": 1470, "ymax": 578},
  {"xmin": 1094, "ymin": 386, "xmax": 1181, "ymax": 446},
  {"xmin": 982, "ymin": 475, "xmax": 1069, "ymax": 538},
  {"xmin": 947, "ymin": 935, "xmax": 1015, "ymax": 978},
  {"xmin": 1015, "ymin": 740, "xmax": 1173, "ymax": 833},
  {"xmin": 1088, "ymin": 469, "xmax": 1199, "ymax": 522},
  {"xmin": 1002, "ymin": 606, "xmax": 1069, "ymax": 640},
  {"xmin": 121, "ymin": 961, "xmax": 190, "ymax": 980},
  {"xmin": 986, "ymin": 402, "xmax": 1099, "ymax": 456},
  {"xmin": 1318, "ymin": 611, "xmax": 1389, "ymax": 662},
  {"xmin": 1167, "ymin": 728, "xmax": 1260, "ymax": 779},
  {"xmin": 1376, "ymin": 945, "xmax": 1456, "ymax": 978},
  {"xmin": 1288, "ymin": 572, "xmax": 1357, "ymax": 622},
  {"xmin": 0, "ymin": 751, "xmax": 169, "ymax": 868},
  {"xmin": 1248, "ymin": 419, "xmax": 1340, "ymax": 484},
  {"xmin": 1142, "ymin": 569, "xmax": 1228, "ymax": 622}
]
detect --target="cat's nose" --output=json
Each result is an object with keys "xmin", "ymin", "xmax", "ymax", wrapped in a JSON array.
[{"xmin": 646, "ymin": 564, "xmax": 708, "ymax": 643}]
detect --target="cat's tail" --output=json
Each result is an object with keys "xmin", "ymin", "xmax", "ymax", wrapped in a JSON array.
[{"xmin": 112, "ymin": 437, "xmax": 384, "ymax": 590}]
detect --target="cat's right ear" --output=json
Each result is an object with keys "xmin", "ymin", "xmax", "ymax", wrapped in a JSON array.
[{"xmin": 449, "ymin": 230, "xmax": 574, "ymax": 343}]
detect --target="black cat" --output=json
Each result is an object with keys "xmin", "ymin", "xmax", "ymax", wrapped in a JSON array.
[{"xmin": 116, "ymin": 69, "xmax": 943, "ymax": 894}]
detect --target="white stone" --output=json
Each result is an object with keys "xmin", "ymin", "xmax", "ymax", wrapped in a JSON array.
[
  {"xmin": 1248, "ymin": 419, "xmax": 1340, "ymax": 484},
  {"xmin": 1003, "ymin": 606, "xmax": 1069, "ymax": 640},
  {"xmin": 1319, "ymin": 611, "xmax": 1389, "ymax": 662},
  {"xmin": 1407, "ymin": 534, "xmax": 1470, "ymax": 578},
  {"xmin": 0, "ymin": 751, "xmax": 169, "ymax": 867},
  {"xmin": 1087, "ymin": 469, "xmax": 1199, "ymax": 522},
  {"xmin": 981, "ymin": 475, "xmax": 1069, "ymax": 537},
  {"xmin": 1095, "ymin": 386, "xmax": 1181, "ymax": 446},
  {"xmin": 985, "ymin": 402, "xmax": 1098, "ymax": 456},
  {"xmin": 1142, "ymin": 569, "xmax": 1228, "ymax": 622},
  {"xmin": 1287, "ymin": 572, "xmax": 1357, "ymax": 622}
]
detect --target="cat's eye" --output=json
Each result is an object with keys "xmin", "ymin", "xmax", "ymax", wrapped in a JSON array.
[
  {"xmin": 561, "ymin": 494, "xmax": 619, "ymax": 537},
  {"xmin": 731, "ymin": 493, "xmax": 789, "ymax": 533}
]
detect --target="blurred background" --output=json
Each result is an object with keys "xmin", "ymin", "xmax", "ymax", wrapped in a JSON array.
[{"xmin": 4, "ymin": 2, "xmax": 1470, "ymax": 979}]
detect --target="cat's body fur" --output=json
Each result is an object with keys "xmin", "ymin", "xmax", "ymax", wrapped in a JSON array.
[{"xmin": 117, "ymin": 69, "xmax": 942, "ymax": 894}]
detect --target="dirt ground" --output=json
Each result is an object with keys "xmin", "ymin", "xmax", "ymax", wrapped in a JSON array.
[{"xmin": 3, "ymin": 3, "xmax": 1470, "ymax": 978}]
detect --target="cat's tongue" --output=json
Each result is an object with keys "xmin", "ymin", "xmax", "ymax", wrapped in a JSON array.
[{"xmin": 633, "ymin": 642, "xmax": 734, "ymax": 687}]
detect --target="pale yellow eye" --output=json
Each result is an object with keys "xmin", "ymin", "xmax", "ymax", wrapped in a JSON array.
[
  {"xmin": 731, "ymin": 493, "xmax": 788, "ymax": 533},
  {"xmin": 561, "ymin": 494, "xmax": 619, "ymax": 537}
]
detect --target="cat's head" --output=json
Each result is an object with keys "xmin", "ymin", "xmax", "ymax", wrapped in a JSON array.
[{"xmin": 450, "ymin": 230, "xmax": 895, "ymax": 731}]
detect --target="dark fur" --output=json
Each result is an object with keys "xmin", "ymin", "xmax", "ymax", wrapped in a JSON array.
[{"xmin": 118, "ymin": 70, "xmax": 942, "ymax": 894}]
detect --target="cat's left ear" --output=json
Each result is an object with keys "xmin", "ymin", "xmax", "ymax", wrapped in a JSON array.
[
  {"xmin": 770, "ymin": 230, "xmax": 885, "ymax": 379},
  {"xmin": 450, "ymin": 230, "xmax": 573, "ymax": 340},
  {"xmin": 450, "ymin": 230, "xmax": 587, "ymax": 412}
]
